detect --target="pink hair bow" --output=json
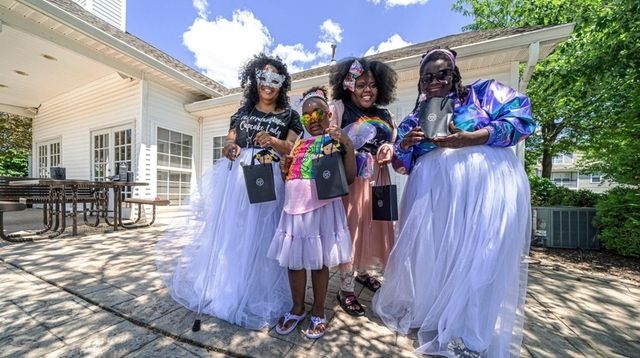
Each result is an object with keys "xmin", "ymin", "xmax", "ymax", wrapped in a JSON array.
[{"xmin": 342, "ymin": 60, "xmax": 364, "ymax": 92}]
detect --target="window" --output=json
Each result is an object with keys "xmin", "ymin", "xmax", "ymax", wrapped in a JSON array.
[
  {"xmin": 212, "ymin": 135, "xmax": 226, "ymax": 163},
  {"xmin": 590, "ymin": 173, "xmax": 602, "ymax": 183},
  {"xmin": 551, "ymin": 172, "xmax": 577, "ymax": 188},
  {"xmin": 552, "ymin": 153, "xmax": 574, "ymax": 164},
  {"xmin": 157, "ymin": 127, "xmax": 193, "ymax": 206},
  {"xmin": 36, "ymin": 140, "xmax": 61, "ymax": 177}
]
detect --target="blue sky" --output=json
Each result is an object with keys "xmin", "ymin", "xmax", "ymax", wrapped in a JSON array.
[{"xmin": 127, "ymin": 0, "xmax": 471, "ymax": 87}]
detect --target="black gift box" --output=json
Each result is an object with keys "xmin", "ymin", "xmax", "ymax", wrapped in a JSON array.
[
  {"xmin": 371, "ymin": 184, "xmax": 398, "ymax": 221},
  {"xmin": 313, "ymin": 153, "xmax": 349, "ymax": 200},
  {"xmin": 242, "ymin": 162, "xmax": 276, "ymax": 204}
]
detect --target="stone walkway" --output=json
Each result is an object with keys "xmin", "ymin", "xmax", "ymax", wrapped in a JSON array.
[{"xmin": 1, "ymin": 209, "xmax": 638, "ymax": 357}]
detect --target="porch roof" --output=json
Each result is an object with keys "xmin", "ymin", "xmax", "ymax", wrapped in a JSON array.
[
  {"xmin": 0, "ymin": 0, "xmax": 226, "ymax": 117},
  {"xmin": 185, "ymin": 23, "xmax": 574, "ymax": 115}
]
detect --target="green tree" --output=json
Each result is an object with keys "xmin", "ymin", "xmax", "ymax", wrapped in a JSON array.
[
  {"xmin": 0, "ymin": 112, "xmax": 32, "ymax": 177},
  {"xmin": 452, "ymin": 0, "xmax": 640, "ymax": 185}
]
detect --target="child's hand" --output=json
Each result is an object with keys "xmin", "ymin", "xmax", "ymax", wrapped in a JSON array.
[
  {"xmin": 326, "ymin": 125, "xmax": 353, "ymax": 148},
  {"xmin": 280, "ymin": 154, "xmax": 293, "ymax": 175}
]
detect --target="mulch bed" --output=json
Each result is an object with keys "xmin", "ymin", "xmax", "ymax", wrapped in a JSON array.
[{"xmin": 530, "ymin": 247, "xmax": 640, "ymax": 286}]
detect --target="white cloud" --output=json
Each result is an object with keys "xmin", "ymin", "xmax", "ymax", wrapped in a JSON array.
[
  {"xmin": 271, "ymin": 43, "xmax": 316, "ymax": 73},
  {"xmin": 320, "ymin": 19, "xmax": 343, "ymax": 43},
  {"xmin": 271, "ymin": 19, "xmax": 343, "ymax": 75},
  {"xmin": 364, "ymin": 34, "xmax": 412, "ymax": 56},
  {"xmin": 367, "ymin": 0, "xmax": 429, "ymax": 7},
  {"xmin": 316, "ymin": 19, "xmax": 343, "ymax": 58},
  {"xmin": 192, "ymin": 0, "xmax": 208, "ymax": 19},
  {"xmin": 182, "ymin": 10, "xmax": 272, "ymax": 87},
  {"xmin": 183, "ymin": 5, "xmax": 344, "ymax": 86}
]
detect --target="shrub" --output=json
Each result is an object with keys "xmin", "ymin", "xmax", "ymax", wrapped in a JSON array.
[
  {"xmin": 529, "ymin": 176, "xmax": 564, "ymax": 206},
  {"xmin": 529, "ymin": 175, "xmax": 602, "ymax": 207},
  {"xmin": 594, "ymin": 187, "xmax": 640, "ymax": 257}
]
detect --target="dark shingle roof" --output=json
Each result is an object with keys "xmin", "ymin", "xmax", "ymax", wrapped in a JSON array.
[
  {"xmin": 46, "ymin": 0, "xmax": 228, "ymax": 95},
  {"xmin": 290, "ymin": 25, "xmax": 550, "ymax": 81}
]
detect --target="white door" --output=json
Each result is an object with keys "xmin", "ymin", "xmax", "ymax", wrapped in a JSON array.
[
  {"xmin": 36, "ymin": 139, "xmax": 61, "ymax": 178},
  {"xmin": 91, "ymin": 126, "xmax": 133, "ymax": 181}
]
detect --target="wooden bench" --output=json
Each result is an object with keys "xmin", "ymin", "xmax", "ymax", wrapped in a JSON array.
[
  {"xmin": 0, "ymin": 201, "xmax": 27, "ymax": 242},
  {"xmin": 123, "ymin": 198, "xmax": 170, "ymax": 227},
  {"xmin": 0, "ymin": 177, "xmax": 96, "ymax": 206}
]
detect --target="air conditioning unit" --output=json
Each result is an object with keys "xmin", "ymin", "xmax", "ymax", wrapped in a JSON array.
[{"xmin": 532, "ymin": 207, "xmax": 599, "ymax": 249}]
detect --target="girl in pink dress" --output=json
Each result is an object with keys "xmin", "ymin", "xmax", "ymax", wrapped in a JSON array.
[{"xmin": 269, "ymin": 87, "xmax": 356, "ymax": 339}]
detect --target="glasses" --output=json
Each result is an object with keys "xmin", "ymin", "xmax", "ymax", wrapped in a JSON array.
[
  {"xmin": 300, "ymin": 109, "xmax": 326, "ymax": 128},
  {"xmin": 354, "ymin": 82, "xmax": 377, "ymax": 91},
  {"xmin": 420, "ymin": 69, "xmax": 452, "ymax": 84}
]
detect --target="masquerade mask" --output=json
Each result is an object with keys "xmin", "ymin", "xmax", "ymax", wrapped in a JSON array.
[
  {"xmin": 300, "ymin": 108, "xmax": 326, "ymax": 129},
  {"xmin": 255, "ymin": 69, "xmax": 285, "ymax": 89},
  {"xmin": 342, "ymin": 60, "xmax": 364, "ymax": 92}
]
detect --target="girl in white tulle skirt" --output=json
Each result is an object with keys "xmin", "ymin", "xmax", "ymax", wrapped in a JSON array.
[
  {"xmin": 157, "ymin": 54, "xmax": 303, "ymax": 330},
  {"xmin": 372, "ymin": 48, "xmax": 536, "ymax": 357},
  {"xmin": 269, "ymin": 87, "xmax": 356, "ymax": 339}
]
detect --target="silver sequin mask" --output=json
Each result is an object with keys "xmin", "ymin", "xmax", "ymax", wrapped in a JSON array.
[{"xmin": 255, "ymin": 69, "xmax": 285, "ymax": 89}]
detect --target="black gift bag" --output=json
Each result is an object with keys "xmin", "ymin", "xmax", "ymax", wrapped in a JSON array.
[
  {"xmin": 371, "ymin": 166, "xmax": 398, "ymax": 221},
  {"xmin": 313, "ymin": 139, "xmax": 349, "ymax": 200},
  {"xmin": 242, "ymin": 156, "xmax": 276, "ymax": 204},
  {"xmin": 418, "ymin": 96, "xmax": 453, "ymax": 139}
]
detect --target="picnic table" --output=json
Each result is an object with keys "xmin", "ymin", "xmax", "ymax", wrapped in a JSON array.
[{"xmin": 5, "ymin": 179, "xmax": 150, "ymax": 240}]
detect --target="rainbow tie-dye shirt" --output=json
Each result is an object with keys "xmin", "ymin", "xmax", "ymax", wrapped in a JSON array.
[{"xmin": 286, "ymin": 135, "xmax": 342, "ymax": 180}]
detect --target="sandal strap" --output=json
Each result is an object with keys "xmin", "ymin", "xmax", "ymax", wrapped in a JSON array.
[
  {"xmin": 368, "ymin": 276, "xmax": 381, "ymax": 286},
  {"xmin": 283, "ymin": 311, "xmax": 305, "ymax": 324},
  {"xmin": 309, "ymin": 315, "xmax": 327, "ymax": 327},
  {"xmin": 344, "ymin": 294, "xmax": 358, "ymax": 306}
]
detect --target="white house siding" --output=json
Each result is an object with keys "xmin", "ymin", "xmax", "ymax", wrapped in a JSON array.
[
  {"xmin": 33, "ymin": 72, "xmax": 140, "ymax": 181},
  {"xmin": 145, "ymin": 80, "xmax": 201, "ymax": 208},
  {"xmin": 200, "ymin": 102, "xmax": 241, "ymax": 174}
]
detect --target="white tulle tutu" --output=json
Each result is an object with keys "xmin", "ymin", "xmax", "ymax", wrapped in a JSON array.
[
  {"xmin": 156, "ymin": 150, "xmax": 291, "ymax": 330},
  {"xmin": 268, "ymin": 199, "xmax": 352, "ymax": 270},
  {"xmin": 372, "ymin": 146, "xmax": 531, "ymax": 357}
]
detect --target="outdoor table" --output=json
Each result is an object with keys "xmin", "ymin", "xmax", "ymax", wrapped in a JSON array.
[
  {"xmin": 104, "ymin": 181, "xmax": 149, "ymax": 231},
  {"xmin": 9, "ymin": 179, "xmax": 148, "ymax": 236}
]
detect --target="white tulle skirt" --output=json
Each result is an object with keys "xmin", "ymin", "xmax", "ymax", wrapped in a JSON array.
[
  {"xmin": 156, "ymin": 150, "xmax": 291, "ymax": 330},
  {"xmin": 268, "ymin": 200, "xmax": 352, "ymax": 270},
  {"xmin": 372, "ymin": 146, "xmax": 531, "ymax": 357}
]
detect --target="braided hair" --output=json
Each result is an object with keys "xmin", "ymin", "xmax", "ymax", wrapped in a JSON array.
[{"xmin": 411, "ymin": 47, "xmax": 468, "ymax": 113}]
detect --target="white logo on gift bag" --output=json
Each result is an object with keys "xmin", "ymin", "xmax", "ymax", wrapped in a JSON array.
[
  {"xmin": 256, "ymin": 178, "xmax": 264, "ymax": 186},
  {"xmin": 377, "ymin": 199, "xmax": 384, "ymax": 207},
  {"xmin": 322, "ymin": 170, "xmax": 331, "ymax": 179},
  {"xmin": 427, "ymin": 113, "xmax": 437, "ymax": 121}
]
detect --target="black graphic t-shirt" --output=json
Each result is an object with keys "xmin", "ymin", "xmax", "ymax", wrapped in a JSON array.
[
  {"xmin": 340, "ymin": 102, "xmax": 394, "ymax": 155},
  {"xmin": 230, "ymin": 107, "xmax": 303, "ymax": 148}
]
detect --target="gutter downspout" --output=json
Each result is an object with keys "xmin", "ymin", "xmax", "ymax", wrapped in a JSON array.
[
  {"xmin": 517, "ymin": 41, "xmax": 541, "ymax": 164},
  {"xmin": 519, "ymin": 41, "xmax": 541, "ymax": 92}
]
